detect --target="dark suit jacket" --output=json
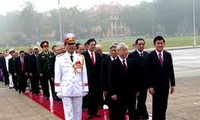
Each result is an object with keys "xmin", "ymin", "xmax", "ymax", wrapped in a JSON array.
[
  {"xmin": 128, "ymin": 50, "xmax": 148, "ymax": 89},
  {"xmin": 101, "ymin": 56, "xmax": 112, "ymax": 92},
  {"xmin": 24, "ymin": 54, "xmax": 31, "ymax": 73},
  {"xmin": 29, "ymin": 54, "xmax": 39, "ymax": 75},
  {"xmin": 101, "ymin": 53, "xmax": 108, "ymax": 60},
  {"xmin": 83, "ymin": 51, "xmax": 101, "ymax": 92},
  {"xmin": 146, "ymin": 50, "xmax": 175, "ymax": 89},
  {"xmin": 0, "ymin": 57, "xmax": 8, "ymax": 77},
  {"xmin": 109, "ymin": 57, "xmax": 140, "ymax": 102},
  {"xmin": 16, "ymin": 57, "xmax": 27, "ymax": 74},
  {"xmin": 8, "ymin": 58, "xmax": 17, "ymax": 75}
]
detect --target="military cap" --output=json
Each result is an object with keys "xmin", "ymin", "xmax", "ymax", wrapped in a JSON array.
[
  {"xmin": 40, "ymin": 41, "xmax": 49, "ymax": 48},
  {"xmin": 63, "ymin": 33, "xmax": 76, "ymax": 44}
]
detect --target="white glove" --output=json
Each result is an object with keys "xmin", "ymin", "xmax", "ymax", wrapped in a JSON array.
[
  {"xmin": 57, "ymin": 92, "xmax": 63, "ymax": 98},
  {"xmin": 82, "ymin": 92, "xmax": 88, "ymax": 96}
]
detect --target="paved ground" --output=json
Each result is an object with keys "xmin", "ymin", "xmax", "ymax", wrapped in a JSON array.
[
  {"xmin": 1, "ymin": 76, "xmax": 199, "ymax": 120},
  {"xmin": 146, "ymin": 76, "xmax": 200, "ymax": 120},
  {"xmin": 0, "ymin": 83, "xmax": 60, "ymax": 120},
  {"xmin": 170, "ymin": 47, "xmax": 200, "ymax": 79}
]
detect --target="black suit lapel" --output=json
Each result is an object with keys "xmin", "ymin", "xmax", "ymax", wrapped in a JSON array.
[
  {"xmin": 86, "ymin": 51, "xmax": 94, "ymax": 66},
  {"xmin": 115, "ymin": 57, "xmax": 122, "ymax": 68},
  {"xmin": 163, "ymin": 51, "xmax": 167, "ymax": 66},
  {"xmin": 153, "ymin": 50, "xmax": 160, "ymax": 66}
]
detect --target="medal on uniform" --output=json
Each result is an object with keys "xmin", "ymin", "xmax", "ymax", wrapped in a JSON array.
[{"xmin": 73, "ymin": 60, "xmax": 83, "ymax": 74}]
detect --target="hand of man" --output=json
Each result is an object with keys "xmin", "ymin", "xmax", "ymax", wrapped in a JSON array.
[
  {"xmin": 39, "ymin": 73, "xmax": 43, "ymax": 77},
  {"xmin": 57, "ymin": 92, "xmax": 62, "ymax": 98},
  {"xmin": 148, "ymin": 87, "xmax": 154, "ymax": 95},
  {"xmin": 25, "ymin": 72, "xmax": 28, "ymax": 76},
  {"xmin": 170, "ymin": 86, "xmax": 175, "ymax": 94},
  {"xmin": 103, "ymin": 91, "xmax": 107, "ymax": 96},
  {"xmin": 136, "ymin": 92, "xmax": 140, "ymax": 97},
  {"xmin": 29, "ymin": 73, "xmax": 33, "ymax": 77},
  {"xmin": 111, "ymin": 95, "xmax": 117, "ymax": 101}
]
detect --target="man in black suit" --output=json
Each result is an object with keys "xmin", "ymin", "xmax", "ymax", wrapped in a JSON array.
[
  {"xmin": 146, "ymin": 36, "xmax": 175, "ymax": 120},
  {"xmin": 109, "ymin": 43, "xmax": 140, "ymax": 120},
  {"xmin": 8, "ymin": 51, "xmax": 18, "ymax": 91},
  {"xmin": 95, "ymin": 44, "xmax": 108, "ymax": 107},
  {"xmin": 16, "ymin": 51, "xmax": 27, "ymax": 93},
  {"xmin": 50, "ymin": 45, "xmax": 62, "ymax": 101},
  {"xmin": 24, "ymin": 47, "xmax": 33, "ymax": 91},
  {"xmin": 0, "ymin": 52, "xmax": 8, "ymax": 83},
  {"xmin": 83, "ymin": 38, "xmax": 102, "ymax": 118},
  {"xmin": 128, "ymin": 38, "xmax": 149, "ymax": 119},
  {"xmin": 101, "ymin": 43, "xmax": 118, "ymax": 120},
  {"xmin": 29, "ymin": 47, "xmax": 40, "ymax": 95}
]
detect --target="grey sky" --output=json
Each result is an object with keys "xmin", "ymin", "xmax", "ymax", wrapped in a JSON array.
[{"xmin": 0, "ymin": 0, "xmax": 152, "ymax": 15}]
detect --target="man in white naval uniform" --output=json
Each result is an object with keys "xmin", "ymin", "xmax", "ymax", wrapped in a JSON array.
[{"xmin": 54, "ymin": 33, "xmax": 88, "ymax": 120}]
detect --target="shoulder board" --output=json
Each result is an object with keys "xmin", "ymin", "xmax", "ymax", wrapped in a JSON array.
[
  {"xmin": 77, "ymin": 53, "xmax": 83, "ymax": 56},
  {"xmin": 78, "ymin": 53, "xmax": 85, "ymax": 58},
  {"xmin": 49, "ymin": 51, "xmax": 53, "ymax": 54},
  {"xmin": 57, "ymin": 53, "xmax": 64, "ymax": 57},
  {"xmin": 39, "ymin": 52, "xmax": 44, "ymax": 55}
]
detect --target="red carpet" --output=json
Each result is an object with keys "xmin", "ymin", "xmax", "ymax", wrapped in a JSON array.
[
  {"xmin": 24, "ymin": 92, "xmax": 152, "ymax": 120},
  {"xmin": 24, "ymin": 92, "xmax": 109, "ymax": 120}
]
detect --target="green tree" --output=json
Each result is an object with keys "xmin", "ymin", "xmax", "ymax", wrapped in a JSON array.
[
  {"xmin": 93, "ymin": 10, "xmax": 111, "ymax": 37},
  {"xmin": 19, "ymin": 1, "xmax": 37, "ymax": 39}
]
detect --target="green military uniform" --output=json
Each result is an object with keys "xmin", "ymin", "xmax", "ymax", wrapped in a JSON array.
[{"xmin": 37, "ymin": 41, "xmax": 56, "ymax": 100}]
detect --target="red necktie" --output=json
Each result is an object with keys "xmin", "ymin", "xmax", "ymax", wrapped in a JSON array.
[
  {"xmin": 91, "ymin": 52, "xmax": 95, "ymax": 65},
  {"xmin": 159, "ymin": 52, "xmax": 163, "ymax": 66}
]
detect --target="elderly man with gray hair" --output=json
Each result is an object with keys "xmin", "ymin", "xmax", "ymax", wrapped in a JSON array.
[
  {"xmin": 109, "ymin": 43, "xmax": 140, "ymax": 120},
  {"xmin": 95, "ymin": 44, "xmax": 108, "ymax": 60}
]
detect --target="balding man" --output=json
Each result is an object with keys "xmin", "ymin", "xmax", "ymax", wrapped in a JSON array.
[{"xmin": 109, "ymin": 43, "xmax": 140, "ymax": 120}]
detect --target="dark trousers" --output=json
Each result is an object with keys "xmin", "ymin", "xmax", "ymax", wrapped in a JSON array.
[
  {"xmin": 105, "ymin": 93, "xmax": 113, "ymax": 120},
  {"xmin": 87, "ymin": 90, "xmax": 101, "ymax": 116},
  {"xmin": 137, "ymin": 88, "xmax": 148, "ymax": 118},
  {"xmin": 30, "ymin": 74, "xmax": 39, "ymax": 94},
  {"xmin": 12, "ymin": 74, "xmax": 18, "ymax": 91},
  {"xmin": 109, "ymin": 99, "xmax": 120, "ymax": 120},
  {"xmin": 152, "ymin": 88, "xmax": 169, "ymax": 120},
  {"xmin": 18, "ymin": 72, "xmax": 26, "ymax": 93},
  {"xmin": 110, "ymin": 97, "xmax": 137, "ymax": 120},
  {"xmin": 41, "ymin": 76, "xmax": 55, "ymax": 98},
  {"xmin": 4, "ymin": 75, "xmax": 9, "ymax": 85},
  {"xmin": 82, "ymin": 95, "xmax": 88, "ymax": 109}
]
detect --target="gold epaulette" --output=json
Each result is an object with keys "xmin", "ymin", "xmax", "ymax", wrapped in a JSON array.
[
  {"xmin": 57, "ymin": 53, "xmax": 64, "ymax": 57},
  {"xmin": 78, "ymin": 53, "xmax": 85, "ymax": 59}
]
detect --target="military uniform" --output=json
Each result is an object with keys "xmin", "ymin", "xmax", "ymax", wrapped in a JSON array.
[
  {"xmin": 37, "ymin": 41, "xmax": 55, "ymax": 99},
  {"xmin": 54, "ymin": 33, "xmax": 88, "ymax": 120}
]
